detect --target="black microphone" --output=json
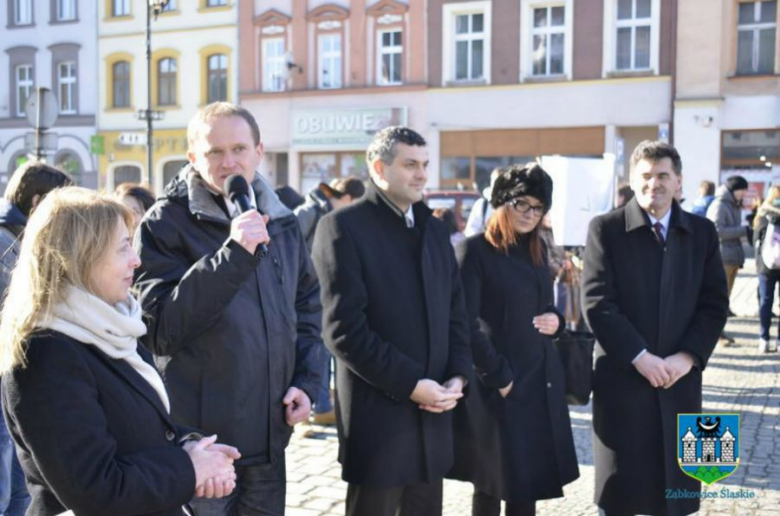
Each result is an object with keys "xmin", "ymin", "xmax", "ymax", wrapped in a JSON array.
[{"xmin": 225, "ymin": 174, "xmax": 268, "ymax": 258}]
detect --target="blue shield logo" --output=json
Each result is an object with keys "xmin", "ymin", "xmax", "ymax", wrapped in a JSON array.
[{"xmin": 678, "ymin": 413, "xmax": 740, "ymax": 485}]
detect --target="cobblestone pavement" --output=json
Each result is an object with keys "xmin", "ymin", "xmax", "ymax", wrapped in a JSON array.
[{"xmin": 285, "ymin": 264, "xmax": 780, "ymax": 515}]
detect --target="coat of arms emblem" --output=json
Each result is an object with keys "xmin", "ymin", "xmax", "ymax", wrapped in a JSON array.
[{"xmin": 678, "ymin": 413, "xmax": 740, "ymax": 485}]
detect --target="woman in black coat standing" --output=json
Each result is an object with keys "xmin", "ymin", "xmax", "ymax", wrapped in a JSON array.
[
  {"xmin": 0, "ymin": 188, "xmax": 239, "ymax": 516},
  {"xmin": 450, "ymin": 164, "xmax": 579, "ymax": 516}
]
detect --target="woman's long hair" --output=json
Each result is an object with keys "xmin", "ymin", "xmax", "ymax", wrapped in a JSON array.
[
  {"xmin": 485, "ymin": 205, "xmax": 544, "ymax": 266},
  {"xmin": 754, "ymin": 185, "xmax": 780, "ymax": 231},
  {"xmin": 0, "ymin": 187, "xmax": 133, "ymax": 374}
]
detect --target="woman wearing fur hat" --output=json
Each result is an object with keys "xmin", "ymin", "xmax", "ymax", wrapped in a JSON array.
[
  {"xmin": 449, "ymin": 164, "xmax": 579, "ymax": 515},
  {"xmin": 753, "ymin": 185, "xmax": 780, "ymax": 353}
]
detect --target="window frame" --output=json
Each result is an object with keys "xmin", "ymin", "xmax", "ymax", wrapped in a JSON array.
[
  {"xmin": 521, "ymin": 0, "xmax": 573, "ymax": 81},
  {"xmin": 602, "ymin": 0, "xmax": 660, "ymax": 76},
  {"xmin": 262, "ymin": 37, "xmax": 286, "ymax": 92},
  {"xmin": 736, "ymin": 0, "xmax": 777, "ymax": 75},
  {"xmin": 58, "ymin": 61, "xmax": 77, "ymax": 114},
  {"xmin": 442, "ymin": 1, "xmax": 492, "ymax": 85},
  {"xmin": 318, "ymin": 32, "xmax": 343, "ymax": 90},
  {"xmin": 157, "ymin": 57, "xmax": 177, "ymax": 106},
  {"xmin": 206, "ymin": 0, "xmax": 227, "ymax": 7},
  {"xmin": 377, "ymin": 28, "xmax": 404, "ymax": 86},
  {"xmin": 112, "ymin": 0, "xmax": 130, "ymax": 17},
  {"xmin": 207, "ymin": 54, "xmax": 228, "ymax": 103},
  {"xmin": 56, "ymin": 0, "xmax": 77, "ymax": 21},
  {"xmin": 15, "ymin": 64, "xmax": 35, "ymax": 117},
  {"xmin": 112, "ymin": 61, "xmax": 131, "ymax": 109},
  {"xmin": 13, "ymin": 0, "xmax": 34, "ymax": 25}
]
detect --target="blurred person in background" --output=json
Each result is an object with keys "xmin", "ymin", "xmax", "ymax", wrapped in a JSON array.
[
  {"xmin": 0, "ymin": 187, "xmax": 239, "ymax": 516},
  {"xmin": 691, "ymin": 180, "xmax": 716, "ymax": 217},
  {"xmin": 433, "ymin": 208, "xmax": 465, "ymax": 247},
  {"xmin": 450, "ymin": 164, "xmax": 578, "ymax": 516},
  {"xmin": 0, "ymin": 161, "xmax": 72, "ymax": 516},
  {"xmin": 115, "ymin": 183, "xmax": 156, "ymax": 237},
  {"xmin": 707, "ymin": 175, "xmax": 749, "ymax": 333},
  {"xmin": 752, "ymin": 186, "xmax": 780, "ymax": 353},
  {"xmin": 294, "ymin": 176, "xmax": 365, "ymax": 426},
  {"xmin": 464, "ymin": 168, "xmax": 500, "ymax": 237}
]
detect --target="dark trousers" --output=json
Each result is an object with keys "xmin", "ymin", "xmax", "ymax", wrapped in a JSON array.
[
  {"xmin": 346, "ymin": 480, "xmax": 443, "ymax": 516},
  {"xmin": 190, "ymin": 457, "xmax": 285, "ymax": 516},
  {"xmin": 758, "ymin": 274, "xmax": 780, "ymax": 340},
  {"xmin": 472, "ymin": 490, "xmax": 535, "ymax": 516}
]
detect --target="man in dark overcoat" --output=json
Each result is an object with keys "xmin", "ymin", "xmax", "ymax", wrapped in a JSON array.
[
  {"xmin": 311, "ymin": 126, "xmax": 472, "ymax": 516},
  {"xmin": 581, "ymin": 140, "xmax": 729, "ymax": 516}
]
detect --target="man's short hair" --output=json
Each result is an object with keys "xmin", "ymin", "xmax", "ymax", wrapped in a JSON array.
[
  {"xmin": 366, "ymin": 126, "xmax": 426, "ymax": 166},
  {"xmin": 187, "ymin": 102, "xmax": 261, "ymax": 151},
  {"xmin": 629, "ymin": 140, "xmax": 682, "ymax": 176},
  {"xmin": 4, "ymin": 161, "xmax": 73, "ymax": 218}
]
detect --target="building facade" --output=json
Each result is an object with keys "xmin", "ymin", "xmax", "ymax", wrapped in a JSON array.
[
  {"xmin": 97, "ymin": 0, "xmax": 239, "ymax": 193},
  {"xmin": 675, "ymin": 0, "xmax": 780, "ymax": 205},
  {"xmin": 0, "ymin": 0, "xmax": 98, "ymax": 189},
  {"xmin": 239, "ymin": 0, "xmax": 676, "ymax": 195}
]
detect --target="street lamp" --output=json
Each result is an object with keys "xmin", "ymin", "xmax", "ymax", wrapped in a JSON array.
[{"xmin": 140, "ymin": 0, "xmax": 170, "ymax": 186}]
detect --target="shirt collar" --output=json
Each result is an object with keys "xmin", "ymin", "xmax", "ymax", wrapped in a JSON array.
[
  {"xmin": 646, "ymin": 208, "xmax": 671, "ymax": 230},
  {"xmin": 203, "ymin": 181, "xmax": 257, "ymax": 216},
  {"xmin": 374, "ymin": 184, "xmax": 414, "ymax": 227}
]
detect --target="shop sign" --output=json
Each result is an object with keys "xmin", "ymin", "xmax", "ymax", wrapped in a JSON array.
[{"xmin": 292, "ymin": 108, "xmax": 407, "ymax": 148}]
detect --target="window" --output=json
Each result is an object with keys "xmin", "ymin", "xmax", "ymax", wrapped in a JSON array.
[
  {"xmin": 113, "ymin": 165, "xmax": 142, "ymax": 188},
  {"xmin": 14, "ymin": 0, "xmax": 33, "ymax": 24},
  {"xmin": 442, "ymin": 1, "xmax": 492, "ymax": 84},
  {"xmin": 318, "ymin": 34, "xmax": 342, "ymax": 89},
  {"xmin": 112, "ymin": 0, "xmax": 130, "ymax": 17},
  {"xmin": 455, "ymin": 13, "xmax": 485, "ymax": 80},
  {"xmin": 163, "ymin": 160, "xmax": 188, "ymax": 189},
  {"xmin": 112, "ymin": 61, "xmax": 130, "ymax": 108},
  {"xmin": 615, "ymin": 0, "xmax": 652, "ymax": 70},
  {"xmin": 378, "ymin": 30, "xmax": 403, "ymax": 85},
  {"xmin": 531, "ymin": 6, "xmax": 565, "ymax": 76},
  {"xmin": 158, "ymin": 58, "xmax": 177, "ymax": 106},
  {"xmin": 57, "ymin": 0, "xmax": 76, "ymax": 21},
  {"xmin": 207, "ymin": 54, "xmax": 228, "ymax": 102},
  {"xmin": 58, "ymin": 62, "xmax": 76, "ymax": 114},
  {"xmin": 737, "ymin": 1, "xmax": 777, "ymax": 75},
  {"xmin": 207, "ymin": 0, "xmax": 227, "ymax": 6},
  {"xmin": 262, "ymin": 38, "xmax": 285, "ymax": 92},
  {"xmin": 16, "ymin": 65, "xmax": 34, "ymax": 117},
  {"xmin": 162, "ymin": 0, "xmax": 176, "ymax": 12}
]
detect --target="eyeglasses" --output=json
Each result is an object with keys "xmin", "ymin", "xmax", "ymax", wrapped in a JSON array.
[{"xmin": 510, "ymin": 199, "xmax": 546, "ymax": 216}]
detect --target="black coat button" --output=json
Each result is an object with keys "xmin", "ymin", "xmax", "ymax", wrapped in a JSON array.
[{"xmin": 165, "ymin": 430, "xmax": 176, "ymax": 442}]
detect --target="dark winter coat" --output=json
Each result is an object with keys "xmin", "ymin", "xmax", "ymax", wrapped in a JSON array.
[
  {"xmin": 753, "ymin": 205, "xmax": 780, "ymax": 278},
  {"xmin": 294, "ymin": 188, "xmax": 332, "ymax": 252},
  {"xmin": 311, "ymin": 183, "xmax": 472, "ymax": 486},
  {"xmin": 581, "ymin": 199, "xmax": 729, "ymax": 516},
  {"xmin": 2, "ymin": 331, "xmax": 196, "ymax": 516},
  {"xmin": 0, "ymin": 199, "xmax": 26, "ymax": 299},
  {"xmin": 706, "ymin": 185, "xmax": 747, "ymax": 266},
  {"xmin": 448, "ymin": 234, "xmax": 579, "ymax": 503},
  {"xmin": 134, "ymin": 167, "xmax": 323, "ymax": 467}
]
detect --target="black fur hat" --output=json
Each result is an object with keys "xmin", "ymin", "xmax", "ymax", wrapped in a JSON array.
[{"xmin": 490, "ymin": 163, "xmax": 553, "ymax": 210}]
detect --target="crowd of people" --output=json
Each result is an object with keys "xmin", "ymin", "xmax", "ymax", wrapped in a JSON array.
[{"xmin": 0, "ymin": 100, "xmax": 765, "ymax": 516}]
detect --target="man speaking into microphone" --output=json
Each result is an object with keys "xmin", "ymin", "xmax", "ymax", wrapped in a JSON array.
[{"xmin": 134, "ymin": 102, "xmax": 323, "ymax": 516}]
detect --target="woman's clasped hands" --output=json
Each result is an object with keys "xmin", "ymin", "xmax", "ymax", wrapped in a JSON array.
[{"xmin": 183, "ymin": 434, "xmax": 242, "ymax": 499}]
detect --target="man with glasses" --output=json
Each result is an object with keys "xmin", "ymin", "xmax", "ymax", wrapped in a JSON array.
[
  {"xmin": 134, "ymin": 102, "xmax": 323, "ymax": 515},
  {"xmin": 582, "ymin": 141, "xmax": 728, "ymax": 516}
]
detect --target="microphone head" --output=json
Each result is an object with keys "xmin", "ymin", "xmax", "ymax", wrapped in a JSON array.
[{"xmin": 225, "ymin": 174, "xmax": 250, "ymax": 203}]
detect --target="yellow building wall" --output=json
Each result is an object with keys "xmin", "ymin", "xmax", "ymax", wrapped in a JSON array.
[{"xmin": 96, "ymin": 128, "xmax": 189, "ymax": 193}]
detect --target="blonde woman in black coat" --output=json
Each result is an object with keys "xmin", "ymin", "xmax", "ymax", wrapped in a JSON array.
[
  {"xmin": 450, "ymin": 165, "xmax": 579, "ymax": 516},
  {"xmin": 0, "ymin": 188, "xmax": 239, "ymax": 516}
]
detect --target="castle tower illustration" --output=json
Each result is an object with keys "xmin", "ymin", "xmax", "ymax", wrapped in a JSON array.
[
  {"xmin": 720, "ymin": 427, "xmax": 736, "ymax": 462},
  {"xmin": 701, "ymin": 437, "xmax": 716, "ymax": 463},
  {"xmin": 681, "ymin": 427, "xmax": 697, "ymax": 462}
]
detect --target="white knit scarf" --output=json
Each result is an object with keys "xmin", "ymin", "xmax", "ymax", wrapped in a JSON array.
[{"xmin": 39, "ymin": 285, "xmax": 171, "ymax": 413}]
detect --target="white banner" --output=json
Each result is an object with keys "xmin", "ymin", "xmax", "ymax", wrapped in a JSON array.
[{"xmin": 542, "ymin": 155, "xmax": 616, "ymax": 247}]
